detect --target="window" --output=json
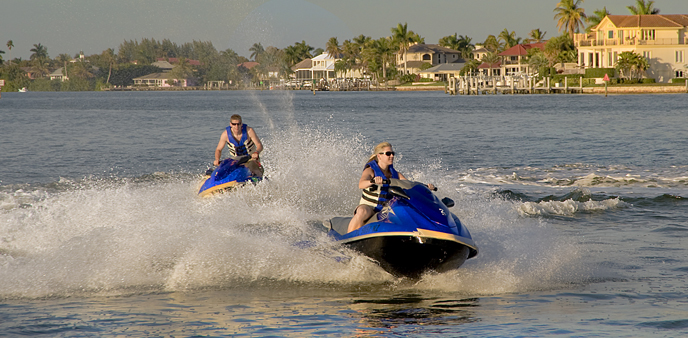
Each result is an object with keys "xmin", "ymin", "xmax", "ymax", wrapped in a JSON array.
[
  {"xmin": 608, "ymin": 53, "xmax": 613, "ymax": 67},
  {"xmin": 618, "ymin": 30, "xmax": 624, "ymax": 41},
  {"xmin": 643, "ymin": 51, "xmax": 651, "ymax": 59},
  {"xmin": 608, "ymin": 30, "xmax": 614, "ymax": 39},
  {"xmin": 676, "ymin": 50, "xmax": 684, "ymax": 63},
  {"xmin": 676, "ymin": 70, "xmax": 684, "ymax": 78},
  {"xmin": 641, "ymin": 29, "xmax": 655, "ymax": 40},
  {"xmin": 422, "ymin": 54, "xmax": 431, "ymax": 61}
]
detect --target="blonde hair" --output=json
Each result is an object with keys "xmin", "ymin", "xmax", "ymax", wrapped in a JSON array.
[
  {"xmin": 366, "ymin": 142, "xmax": 392, "ymax": 164},
  {"xmin": 230, "ymin": 114, "xmax": 242, "ymax": 123}
]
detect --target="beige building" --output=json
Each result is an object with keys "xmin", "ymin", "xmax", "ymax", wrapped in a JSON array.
[
  {"xmin": 397, "ymin": 44, "xmax": 462, "ymax": 74},
  {"xmin": 574, "ymin": 14, "xmax": 688, "ymax": 82}
]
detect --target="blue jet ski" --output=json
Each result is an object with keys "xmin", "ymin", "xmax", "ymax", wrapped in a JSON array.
[
  {"xmin": 198, "ymin": 156, "xmax": 263, "ymax": 197},
  {"xmin": 325, "ymin": 179, "xmax": 478, "ymax": 278}
]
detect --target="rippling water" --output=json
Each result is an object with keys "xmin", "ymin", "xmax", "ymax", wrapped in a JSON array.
[{"xmin": 1, "ymin": 91, "xmax": 687, "ymax": 336}]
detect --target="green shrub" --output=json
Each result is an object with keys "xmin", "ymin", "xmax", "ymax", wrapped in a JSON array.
[
  {"xmin": 670, "ymin": 78, "xmax": 687, "ymax": 84},
  {"xmin": 28, "ymin": 78, "xmax": 61, "ymax": 91},
  {"xmin": 585, "ymin": 68, "xmax": 615, "ymax": 78},
  {"xmin": 641, "ymin": 78, "xmax": 656, "ymax": 84}
]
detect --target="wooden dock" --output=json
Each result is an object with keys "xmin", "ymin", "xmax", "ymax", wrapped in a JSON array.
[{"xmin": 447, "ymin": 75, "xmax": 586, "ymax": 95}]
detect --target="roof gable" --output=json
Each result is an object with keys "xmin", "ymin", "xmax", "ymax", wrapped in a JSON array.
[{"xmin": 602, "ymin": 14, "xmax": 688, "ymax": 29}]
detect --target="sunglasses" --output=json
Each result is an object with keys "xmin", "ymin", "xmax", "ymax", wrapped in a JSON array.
[
  {"xmin": 230, "ymin": 122, "xmax": 241, "ymax": 126},
  {"xmin": 379, "ymin": 151, "xmax": 395, "ymax": 156}
]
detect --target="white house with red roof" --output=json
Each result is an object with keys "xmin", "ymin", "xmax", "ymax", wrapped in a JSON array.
[{"xmin": 497, "ymin": 43, "xmax": 546, "ymax": 76}]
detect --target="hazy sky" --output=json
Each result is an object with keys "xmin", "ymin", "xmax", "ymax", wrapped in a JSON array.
[{"xmin": 2, "ymin": 0, "xmax": 685, "ymax": 60}]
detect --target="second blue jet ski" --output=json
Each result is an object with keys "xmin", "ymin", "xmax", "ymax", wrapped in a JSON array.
[
  {"xmin": 325, "ymin": 179, "xmax": 478, "ymax": 278},
  {"xmin": 198, "ymin": 156, "xmax": 262, "ymax": 197}
]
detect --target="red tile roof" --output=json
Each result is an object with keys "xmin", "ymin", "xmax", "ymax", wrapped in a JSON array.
[
  {"xmin": 478, "ymin": 61, "xmax": 501, "ymax": 69},
  {"xmin": 498, "ymin": 43, "xmax": 546, "ymax": 56}
]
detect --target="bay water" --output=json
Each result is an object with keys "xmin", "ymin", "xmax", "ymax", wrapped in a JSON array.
[{"xmin": 0, "ymin": 91, "xmax": 687, "ymax": 337}]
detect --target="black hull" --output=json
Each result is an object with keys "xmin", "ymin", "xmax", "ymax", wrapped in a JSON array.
[{"xmin": 344, "ymin": 236, "xmax": 471, "ymax": 278}]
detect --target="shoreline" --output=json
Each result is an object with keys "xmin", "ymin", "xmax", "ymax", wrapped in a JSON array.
[{"xmin": 10, "ymin": 84, "xmax": 688, "ymax": 95}]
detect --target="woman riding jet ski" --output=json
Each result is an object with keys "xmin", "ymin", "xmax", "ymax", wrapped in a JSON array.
[
  {"xmin": 325, "ymin": 142, "xmax": 478, "ymax": 278},
  {"xmin": 199, "ymin": 114, "xmax": 264, "ymax": 197}
]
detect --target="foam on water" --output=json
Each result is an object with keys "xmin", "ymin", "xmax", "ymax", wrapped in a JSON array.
[{"xmin": 0, "ymin": 110, "xmax": 588, "ymax": 299}]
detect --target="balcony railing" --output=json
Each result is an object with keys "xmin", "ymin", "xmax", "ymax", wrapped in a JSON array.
[{"xmin": 576, "ymin": 37, "xmax": 683, "ymax": 47}]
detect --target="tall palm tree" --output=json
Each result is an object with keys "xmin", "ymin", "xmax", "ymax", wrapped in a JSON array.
[
  {"xmin": 325, "ymin": 37, "xmax": 341, "ymax": 59},
  {"xmin": 6, "ymin": 40, "xmax": 13, "ymax": 65},
  {"xmin": 391, "ymin": 22, "xmax": 420, "ymax": 75},
  {"xmin": 57, "ymin": 53, "xmax": 72, "ymax": 79},
  {"xmin": 527, "ymin": 29, "xmax": 547, "ymax": 43},
  {"xmin": 627, "ymin": 0, "xmax": 659, "ymax": 15},
  {"xmin": 554, "ymin": 0, "xmax": 587, "ymax": 39},
  {"xmin": 249, "ymin": 43, "xmax": 264, "ymax": 62},
  {"xmin": 586, "ymin": 7, "xmax": 611, "ymax": 32},
  {"xmin": 364, "ymin": 37, "xmax": 395, "ymax": 86},
  {"xmin": 101, "ymin": 48, "xmax": 116, "ymax": 85}
]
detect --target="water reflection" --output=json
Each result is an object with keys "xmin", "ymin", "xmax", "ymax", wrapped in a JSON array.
[{"xmin": 349, "ymin": 294, "xmax": 480, "ymax": 330}]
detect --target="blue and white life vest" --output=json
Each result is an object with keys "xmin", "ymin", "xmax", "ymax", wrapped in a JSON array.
[
  {"xmin": 359, "ymin": 160, "xmax": 399, "ymax": 212},
  {"xmin": 226, "ymin": 124, "xmax": 257, "ymax": 157}
]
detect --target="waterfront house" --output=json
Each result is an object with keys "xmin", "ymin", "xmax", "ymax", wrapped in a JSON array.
[
  {"xmin": 49, "ymin": 68, "xmax": 68, "ymax": 81},
  {"xmin": 419, "ymin": 62, "xmax": 467, "ymax": 81},
  {"xmin": 498, "ymin": 43, "xmax": 546, "ymax": 75},
  {"xmin": 397, "ymin": 44, "xmax": 463, "ymax": 74},
  {"xmin": 574, "ymin": 14, "xmax": 688, "ymax": 82},
  {"xmin": 291, "ymin": 58, "xmax": 313, "ymax": 81},
  {"xmin": 472, "ymin": 44, "xmax": 492, "ymax": 61},
  {"xmin": 132, "ymin": 72, "xmax": 193, "ymax": 87}
]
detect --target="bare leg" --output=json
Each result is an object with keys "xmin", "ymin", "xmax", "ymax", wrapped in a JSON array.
[{"xmin": 348, "ymin": 205, "xmax": 374, "ymax": 233}]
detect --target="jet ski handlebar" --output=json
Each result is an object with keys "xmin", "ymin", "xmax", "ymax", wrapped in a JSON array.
[{"xmin": 369, "ymin": 178, "xmax": 437, "ymax": 192}]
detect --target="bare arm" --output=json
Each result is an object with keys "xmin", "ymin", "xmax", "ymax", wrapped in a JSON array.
[
  {"xmin": 247, "ymin": 127, "xmax": 263, "ymax": 160},
  {"xmin": 214, "ymin": 130, "xmax": 228, "ymax": 166},
  {"xmin": 358, "ymin": 167, "xmax": 377, "ymax": 189}
]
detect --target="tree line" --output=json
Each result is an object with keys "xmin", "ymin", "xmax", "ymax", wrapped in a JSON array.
[{"xmin": 0, "ymin": 0, "xmax": 666, "ymax": 91}]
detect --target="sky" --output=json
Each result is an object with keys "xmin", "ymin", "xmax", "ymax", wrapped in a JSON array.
[{"xmin": 1, "ymin": 0, "xmax": 686, "ymax": 60}]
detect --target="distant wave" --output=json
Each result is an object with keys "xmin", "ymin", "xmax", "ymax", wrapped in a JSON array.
[
  {"xmin": 518, "ymin": 197, "xmax": 629, "ymax": 217},
  {"xmin": 457, "ymin": 164, "xmax": 688, "ymax": 189}
]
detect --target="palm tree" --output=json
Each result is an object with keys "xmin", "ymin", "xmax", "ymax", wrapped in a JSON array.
[
  {"xmin": 363, "ymin": 37, "xmax": 395, "ymax": 86},
  {"xmin": 439, "ymin": 33, "xmax": 461, "ymax": 50},
  {"xmin": 627, "ymin": 0, "xmax": 659, "ymax": 15},
  {"xmin": 57, "ymin": 53, "xmax": 72, "ymax": 79},
  {"xmin": 586, "ymin": 7, "xmax": 611, "ymax": 32},
  {"xmin": 554, "ymin": 0, "xmax": 587, "ymax": 39},
  {"xmin": 30, "ymin": 43, "xmax": 49, "ymax": 60},
  {"xmin": 615, "ymin": 51, "xmax": 649, "ymax": 80},
  {"xmin": 498, "ymin": 29, "xmax": 522, "ymax": 49},
  {"xmin": 101, "ymin": 48, "xmax": 116, "ymax": 85},
  {"xmin": 527, "ymin": 29, "xmax": 547, "ymax": 43},
  {"xmin": 249, "ymin": 43, "xmax": 264, "ymax": 62},
  {"xmin": 325, "ymin": 37, "xmax": 341, "ymax": 59},
  {"xmin": 391, "ymin": 22, "xmax": 420, "ymax": 75},
  {"xmin": 6, "ymin": 40, "xmax": 13, "ymax": 65},
  {"xmin": 483, "ymin": 35, "xmax": 501, "ymax": 52}
]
